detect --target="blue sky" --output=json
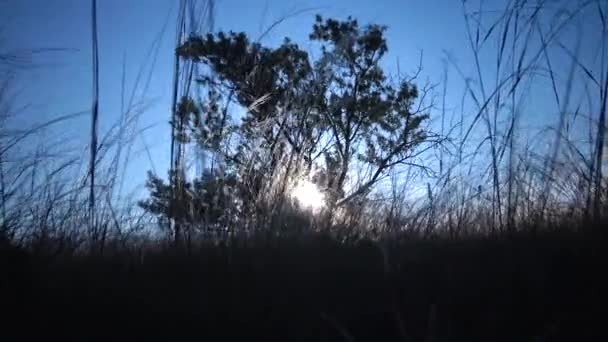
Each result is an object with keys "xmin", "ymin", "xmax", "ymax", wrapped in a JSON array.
[{"xmin": 1, "ymin": 0, "xmax": 604, "ymax": 198}]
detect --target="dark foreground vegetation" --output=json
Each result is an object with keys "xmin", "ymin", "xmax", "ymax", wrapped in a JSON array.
[
  {"xmin": 2, "ymin": 224, "xmax": 606, "ymax": 341},
  {"xmin": 2, "ymin": 0, "xmax": 607, "ymax": 340}
]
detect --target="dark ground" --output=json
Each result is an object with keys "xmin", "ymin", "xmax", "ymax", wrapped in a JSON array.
[{"xmin": 2, "ymin": 226, "xmax": 606, "ymax": 341}]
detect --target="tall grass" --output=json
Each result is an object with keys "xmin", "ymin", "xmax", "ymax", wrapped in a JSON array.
[
  {"xmin": 88, "ymin": 0, "xmax": 100, "ymax": 250},
  {"xmin": 4, "ymin": 0, "xmax": 592, "ymax": 242},
  {"xmin": 0, "ymin": 1, "xmax": 607, "ymax": 339}
]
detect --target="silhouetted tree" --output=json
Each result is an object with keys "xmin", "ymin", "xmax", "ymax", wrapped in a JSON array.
[
  {"xmin": 309, "ymin": 16, "xmax": 429, "ymax": 205},
  {"xmin": 141, "ymin": 15, "xmax": 431, "ymax": 234}
]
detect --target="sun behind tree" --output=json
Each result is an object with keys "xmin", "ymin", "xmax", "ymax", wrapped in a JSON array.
[
  {"xmin": 291, "ymin": 179, "xmax": 326, "ymax": 212},
  {"xmin": 142, "ymin": 15, "xmax": 432, "ymax": 237}
]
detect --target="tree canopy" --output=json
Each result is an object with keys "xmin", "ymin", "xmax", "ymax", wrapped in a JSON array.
[{"xmin": 141, "ymin": 15, "xmax": 432, "ymax": 234}]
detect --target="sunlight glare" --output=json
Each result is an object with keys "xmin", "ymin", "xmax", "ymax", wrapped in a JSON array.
[{"xmin": 291, "ymin": 180, "xmax": 325, "ymax": 211}]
